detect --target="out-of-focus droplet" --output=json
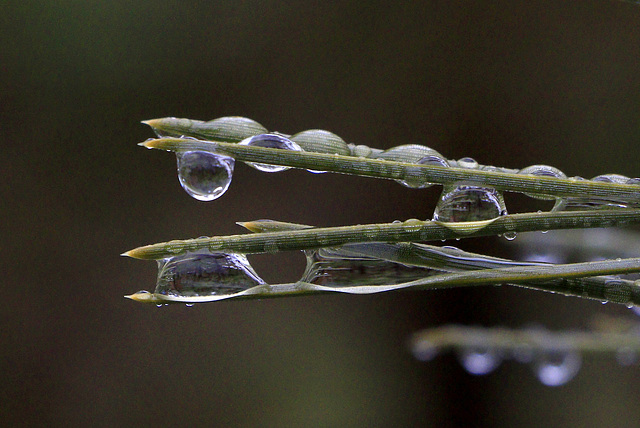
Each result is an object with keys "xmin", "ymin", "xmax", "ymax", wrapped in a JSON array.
[
  {"xmin": 155, "ymin": 251, "xmax": 265, "ymax": 297},
  {"xmin": 176, "ymin": 151, "xmax": 234, "ymax": 201},
  {"xmin": 457, "ymin": 347, "xmax": 502, "ymax": 375},
  {"xmin": 616, "ymin": 347, "xmax": 638, "ymax": 366},
  {"xmin": 433, "ymin": 185, "xmax": 507, "ymax": 222},
  {"xmin": 411, "ymin": 340, "xmax": 438, "ymax": 362},
  {"xmin": 238, "ymin": 134, "xmax": 302, "ymax": 172},
  {"xmin": 518, "ymin": 165, "xmax": 566, "ymax": 200},
  {"xmin": 533, "ymin": 350, "xmax": 581, "ymax": 386}
]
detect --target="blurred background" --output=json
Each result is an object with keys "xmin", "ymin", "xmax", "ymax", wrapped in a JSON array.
[{"xmin": 2, "ymin": 0, "xmax": 640, "ymax": 426}]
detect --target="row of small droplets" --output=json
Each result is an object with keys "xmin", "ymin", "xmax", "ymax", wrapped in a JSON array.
[{"xmin": 150, "ymin": 116, "xmax": 640, "ymax": 227}]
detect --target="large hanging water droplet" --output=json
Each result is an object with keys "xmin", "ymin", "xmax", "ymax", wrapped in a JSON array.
[
  {"xmin": 238, "ymin": 133, "xmax": 302, "ymax": 172},
  {"xmin": 457, "ymin": 347, "xmax": 502, "ymax": 375},
  {"xmin": 155, "ymin": 251, "xmax": 265, "ymax": 297},
  {"xmin": 433, "ymin": 185, "xmax": 507, "ymax": 222},
  {"xmin": 533, "ymin": 350, "xmax": 581, "ymax": 386},
  {"xmin": 176, "ymin": 151, "xmax": 234, "ymax": 201},
  {"xmin": 518, "ymin": 165, "xmax": 566, "ymax": 200}
]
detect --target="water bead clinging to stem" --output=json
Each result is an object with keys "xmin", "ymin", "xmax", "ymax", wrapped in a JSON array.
[
  {"xmin": 433, "ymin": 185, "xmax": 507, "ymax": 222},
  {"xmin": 238, "ymin": 134, "xmax": 302, "ymax": 172},
  {"xmin": 518, "ymin": 165, "xmax": 567, "ymax": 200},
  {"xmin": 155, "ymin": 250, "xmax": 265, "ymax": 297},
  {"xmin": 290, "ymin": 130, "xmax": 349, "ymax": 173},
  {"xmin": 176, "ymin": 151, "xmax": 235, "ymax": 201},
  {"xmin": 376, "ymin": 145, "xmax": 450, "ymax": 188},
  {"xmin": 145, "ymin": 116, "xmax": 268, "ymax": 141}
]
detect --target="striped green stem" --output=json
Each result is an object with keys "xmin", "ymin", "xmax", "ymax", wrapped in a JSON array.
[
  {"xmin": 123, "ymin": 209, "xmax": 640, "ymax": 260},
  {"xmin": 141, "ymin": 138, "xmax": 640, "ymax": 202}
]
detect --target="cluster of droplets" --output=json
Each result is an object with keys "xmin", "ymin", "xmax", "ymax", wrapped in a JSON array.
[
  {"xmin": 147, "ymin": 116, "xmax": 354, "ymax": 201},
  {"xmin": 515, "ymin": 165, "xmax": 640, "ymax": 211},
  {"xmin": 154, "ymin": 249, "xmax": 265, "ymax": 298},
  {"xmin": 552, "ymin": 173, "xmax": 640, "ymax": 211},
  {"xmin": 413, "ymin": 330, "xmax": 584, "ymax": 387}
]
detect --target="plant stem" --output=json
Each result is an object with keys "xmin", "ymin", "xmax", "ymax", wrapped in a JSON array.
[
  {"xmin": 141, "ymin": 138, "xmax": 640, "ymax": 202},
  {"xmin": 123, "ymin": 209, "xmax": 640, "ymax": 260}
]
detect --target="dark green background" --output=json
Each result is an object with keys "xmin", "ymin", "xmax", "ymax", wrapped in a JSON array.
[{"xmin": 2, "ymin": 1, "xmax": 640, "ymax": 426}]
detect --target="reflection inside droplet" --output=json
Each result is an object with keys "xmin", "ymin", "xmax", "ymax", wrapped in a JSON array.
[
  {"xmin": 176, "ymin": 151, "xmax": 235, "ymax": 201},
  {"xmin": 300, "ymin": 247, "xmax": 440, "ymax": 288},
  {"xmin": 433, "ymin": 185, "xmax": 507, "ymax": 222},
  {"xmin": 238, "ymin": 133, "xmax": 302, "ymax": 172},
  {"xmin": 155, "ymin": 251, "xmax": 265, "ymax": 297}
]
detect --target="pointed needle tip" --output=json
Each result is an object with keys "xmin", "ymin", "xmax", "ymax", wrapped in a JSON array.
[{"xmin": 141, "ymin": 118, "xmax": 161, "ymax": 127}]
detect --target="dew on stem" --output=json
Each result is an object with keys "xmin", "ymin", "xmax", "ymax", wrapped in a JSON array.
[
  {"xmin": 238, "ymin": 134, "xmax": 302, "ymax": 172},
  {"xmin": 433, "ymin": 185, "xmax": 507, "ymax": 222},
  {"xmin": 155, "ymin": 250, "xmax": 265, "ymax": 297}
]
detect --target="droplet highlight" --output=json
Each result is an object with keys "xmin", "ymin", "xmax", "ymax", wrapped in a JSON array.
[
  {"xmin": 238, "ymin": 133, "xmax": 302, "ymax": 172},
  {"xmin": 176, "ymin": 151, "xmax": 234, "ymax": 201}
]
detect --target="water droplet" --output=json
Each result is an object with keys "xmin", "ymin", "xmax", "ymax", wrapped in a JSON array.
[
  {"xmin": 626, "ymin": 177, "xmax": 640, "ymax": 185},
  {"xmin": 411, "ymin": 340, "xmax": 438, "ymax": 361},
  {"xmin": 238, "ymin": 134, "xmax": 302, "ymax": 172},
  {"xmin": 603, "ymin": 279, "xmax": 632, "ymax": 305},
  {"xmin": 290, "ymin": 130, "xmax": 349, "ymax": 173},
  {"xmin": 290, "ymin": 129, "xmax": 350, "ymax": 155},
  {"xmin": 502, "ymin": 231, "xmax": 517, "ymax": 241},
  {"xmin": 457, "ymin": 157, "xmax": 479, "ymax": 169},
  {"xmin": 592, "ymin": 174, "xmax": 629, "ymax": 184},
  {"xmin": 185, "ymin": 303, "xmax": 194, "ymax": 307},
  {"xmin": 176, "ymin": 151, "xmax": 234, "ymax": 201},
  {"xmin": 155, "ymin": 250, "xmax": 265, "ymax": 297},
  {"xmin": 433, "ymin": 185, "xmax": 507, "ymax": 222},
  {"xmin": 403, "ymin": 154, "xmax": 450, "ymax": 189},
  {"xmin": 533, "ymin": 350, "xmax": 581, "ymax": 386},
  {"xmin": 457, "ymin": 347, "xmax": 502, "ymax": 375},
  {"xmin": 351, "ymin": 144, "xmax": 372, "ymax": 158},
  {"xmin": 376, "ymin": 145, "xmax": 449, "ymax": 189},
  {"xmin": 518, "ymin": 165, "xmax": 566, "ymax": 200}
]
